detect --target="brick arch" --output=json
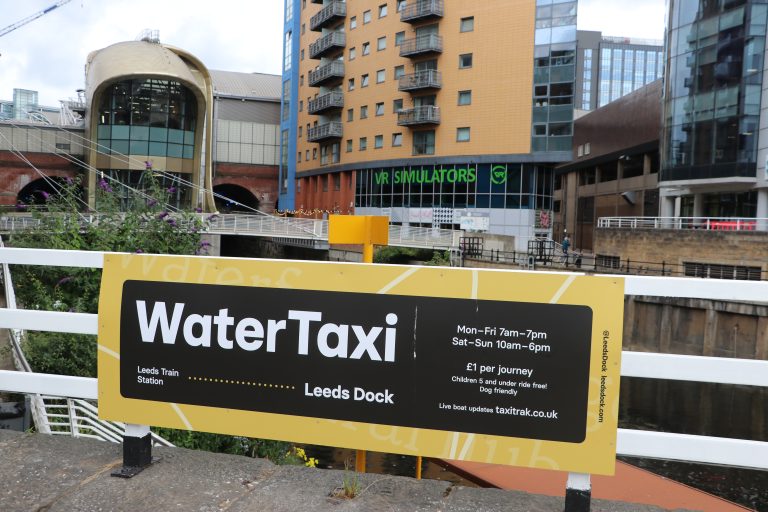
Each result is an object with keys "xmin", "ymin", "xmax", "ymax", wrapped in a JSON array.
[
  {"xmin": 212, "ymin": 183, "xmax": 260, "ymax": 213},
  {"xmin": 0, "ymin": 151, "xmax": 81, "ymax": 208},
  {"xmin": 212, "ymin": 163, "xmax": 278, "ymax": 214}
]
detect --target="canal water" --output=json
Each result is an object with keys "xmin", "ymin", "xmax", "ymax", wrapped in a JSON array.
[{"xmin": 304, "ymin": 377, "xmax": 767, "ymax": 511}]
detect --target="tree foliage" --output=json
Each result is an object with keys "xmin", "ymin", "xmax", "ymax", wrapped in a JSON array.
[{"xmin": 10, "ymin": 174, "xmax": 208, "ymax": 378}]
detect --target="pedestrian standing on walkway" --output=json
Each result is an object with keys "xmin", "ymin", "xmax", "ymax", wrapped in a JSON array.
[{"xmin": 562, "ymin": 235, "xmax": 570, "ymax": 266}]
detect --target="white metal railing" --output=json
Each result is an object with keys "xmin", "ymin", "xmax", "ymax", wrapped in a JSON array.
[
  {"xmin": 598, "ymin": 216, "xmax": 768, "ymax": 231},
  {"xmin": 0, "ymin": 213, "xmax": 461, "ymax": 249},
  {"xmin": 0, "ymin": 248, "xmax": 766, "ymax": 472},
  {"xmin": 0, "ymin": 242, "xmax": 171, "ymax": 446}
]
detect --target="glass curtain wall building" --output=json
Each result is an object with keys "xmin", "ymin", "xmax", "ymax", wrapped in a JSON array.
[
  {"xmin": 660, "ymin": 0, "xmax": 768, "ymax": 220},
  {"xmin": 575, "ymin": 31, "xmax": 663, "ymax": 112}
]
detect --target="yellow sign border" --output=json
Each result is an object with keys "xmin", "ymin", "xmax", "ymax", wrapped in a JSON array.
[{"xmin": 98, "ymin": 254, "xmax": 624, "ymax": 475}]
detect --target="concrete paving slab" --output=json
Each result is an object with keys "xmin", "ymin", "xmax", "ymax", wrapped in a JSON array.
[{"xmin": 0, "ymin": 430, "xmax": 709, "ymax": 511}]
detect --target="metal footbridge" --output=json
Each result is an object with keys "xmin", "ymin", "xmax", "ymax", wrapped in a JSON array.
[{"xmin": 0, "ymin": 213, "xmax": 461, "ymax": 250}]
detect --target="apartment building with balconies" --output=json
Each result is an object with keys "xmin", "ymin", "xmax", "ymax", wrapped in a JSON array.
[{"xmin": 279, "ymin": 0, "xmax": 578, "ymax": 248}]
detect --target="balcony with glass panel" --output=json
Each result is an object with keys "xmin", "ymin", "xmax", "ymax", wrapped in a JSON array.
[
  {"xmin": 308, "ymin": 91, "xmax": 344, "ymax": 115},
  {"xmin": 307, "ymin": 122, "xmax": 343, "ymax": 142},
  {"xmin": 308, "ymin": 61, "xmax": 345, "ymax": 87},
  {"xmin": 309, "ymin": 31, "xmax": 346, "ymax": 59},
  {"xmin": 398, "ymin": 70, "xmax": 442, "ymax": 92},
  {"xmin": 397, "ymin": 105, "xmax": 441, "ymax": 126},
  {"xmin": 399, "ymin": 34, "xmax": 443, "ymax": 57},
  {"xmin": 310, "ymin": 1, "xmax": 346, "ymax": 31},
  {"xmin": 401, "ymin": 0, "xmax": 444, "ymax": 23}
]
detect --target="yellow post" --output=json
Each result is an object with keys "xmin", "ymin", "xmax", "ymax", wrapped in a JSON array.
[
  {"xmin": 355, "ymin": 449, "xmax": 367, "ymax": 473},
  {"xmin": 416, "ymin": 455, "xmax": 422, "ymax": 479},
  {"xmin": 328, "ymin": 215, "xmax": 388, "ymax": 475}
]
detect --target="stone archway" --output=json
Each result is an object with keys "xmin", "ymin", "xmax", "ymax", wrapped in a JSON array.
[{"xmin": 16, "ymin": 177, "xmax": 77, "ymax": 210}]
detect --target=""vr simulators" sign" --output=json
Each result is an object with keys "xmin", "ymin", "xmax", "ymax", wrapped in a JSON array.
[{"xmin": 98, "ymin": 255, "xmax": 625, "ymax": 475}]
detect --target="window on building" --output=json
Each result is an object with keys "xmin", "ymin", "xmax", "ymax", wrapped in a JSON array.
[
  {"xmin": 300, "ymin": 49, "xmax": 304, "ymax": 60},
  {"xmin": 457, "ymin": 127, "xmax": 471, "ymax": 142},
  {"xmin": 297, "ymin": 151, "xmax": 302, "ymax": 163},
  {"xmin": 413, "ymin": 130, "xmax": 435, "ymax": 155},
  {"xmin": 313, "ymin": 147, "xmax": 317, "ymax": 160},
  {"xmin": 375, "ymin": 102, "xmax": 385, "ymax": 116},
  {"xmin": 375, "ymin": 134, "xmax": 384, "ymax": 148},
  {"xmin": 394, "ymin": 65, "xmax": 405, "ymax": 79},
  {"xmin": 350, "ymin": 16, "xmax": 357, "ymax": 29},
  {"xmin": 283, "ymin": 31, "xmax": 292, "ymax": 72},
  {"xmin": 377, "ymin": 36, "xmax": 387, "ymax": 51},
  {"xmin": 347, "ymin": 108, "xmax": 354, "ymax": 122},
  {"xmin": 360, "ymin": 137, "xmax": 368, "ymax": 150},
  {"xmin": 363, "ymin": 10, "xmax": 372, "ymax": 24},
  {"xmin": 348, "ymin": 78, "xmax": 355, "ymax": 91},
  {"xmin": 285, "ymin": 0, "xmax": 293, "ymax": 21},
  {"xmin": 395, "ymin": 31, "xmax": 405, "ymax": 46},
  {"xmin": 376, "ymin": 69, "xmax": 385, "ymax": 83},
  {"xmin": 333, "ymin": 173, "xmax": 341, "ymax": 190},
  {"xmin": 458, "ymin": 90, "xmax": 472, "ymax": 105},
  {"xmin": 302, "ymin": 0, "xmax": 306, "ymax": 10},
  {"xmin": 362, "ymin": 74, "xmax": 370, "ymax": 87},
  {"xmin": 322, "ymin": 174, "xmax": 328, "ymax": 191},
  {"xmin": 346, "ymin": 139, "xmax": 353, "ymax": 152},
  {"xmin": 299, "ymin": 99, "xmax": 304, "ymax": 112},
  {"xmin": 301, "ymin": 23, "xmax": 305, "ymax": 35},
  {"xmin": 349, "ymin": 47, "xmax": 356, "ymax": 60},
  {"xmin": 459, "ymin": 53, "xmax": 473, "ymax": 68},
  {"xmin": 393, "ymin": 98, "xmax": 403, "ymax": 112},
  {"xmin": 379, "ymin": 4, "xmax": 388, "ymax": 17},
  {"xmin": 298, "ymin": 125, "xmax": 303, "ymax": 137},
  {"xmin": 392, "ymin": 132, "xmax": 403, "ymax": 146},
  {"xmin": 282, "ymin": 80, "xmax": 291, "ymax": 121},
  {"xmin": 360, "ymin": 105, "xmax": 369, "ymax": 118},
  {"xmin": 306, "ymin": 149, "xmax": 309, "ymax": 161},
  {"xmin": 362, "ymin": 42, "xmax": 370, "ymax": 55},
  {"xmin": 460, "ymin": 16, "xmax": 474, "ymax": 32}
]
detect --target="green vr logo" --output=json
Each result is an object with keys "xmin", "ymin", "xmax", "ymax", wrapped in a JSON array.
[{"xmin": 491, "ymin": 165, "xmax": 508, "ymax": 185}]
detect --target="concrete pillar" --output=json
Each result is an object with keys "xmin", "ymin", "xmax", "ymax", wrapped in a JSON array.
[
  {"xmin": 702, "ymin": 307, "xmax": 718, "ymax": 357},
  {"xmin": 693, "ymin": 194, "xmax": 704, "ymax": 219},
  {"xmin": 643, "ymin": 153, "xmax": 651, "ymax": 175},
  {"xmin": 660, "ymin": 195, "xmax": 675, "ymax": 218},
  {"xmin": 757, "ymin": 188, "xmax": 768, "ymax": 231},
  {"xmin": 674, "ymin": 197, "xmax": 682, "ymax": 218}
]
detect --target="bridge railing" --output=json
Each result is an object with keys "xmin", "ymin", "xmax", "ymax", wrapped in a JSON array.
[
  {"xmin": 0, "ymin": 213, "xmax": 460, "ymax": 249},
  {"xmin": 0, "ymin": 248, "xmax": 765, "ymax": 482}
]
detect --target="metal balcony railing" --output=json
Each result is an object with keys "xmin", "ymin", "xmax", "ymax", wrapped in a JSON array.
[
  {"xmin": 309, "ymin": 31, "xmax": 346, "ymax": 59},
  {"xmin": 310, "ymin": 1, "xmax": 347, "ymax": 31},
  {"xmin": 397, "ymin": 105, "xmax": 441, "ymax": 126},
  {"xmin": 307, "ymin": 122, "xmax": 343, "ymax": 142},
  {"xmin": 308, "ymin": 91, "xmax": 344, "ymax": 115},
  {"xmin": 399, "ymin": 34, "xmax": 443, "ymax": 57},
  {"xmin": 308, "ymin": 61, "xmax": 345, "ymax": 87},
  {"xmin": 400, "ymin": 0, "xmax": 444, "ymax": 23},
  {"xmin": 398, "ymin": 70, "xmax": 442, "ymax": 91}
]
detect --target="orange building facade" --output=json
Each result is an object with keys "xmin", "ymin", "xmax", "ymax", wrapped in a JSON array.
[{"xmin": 280, "ymin": 0, "xmax": 577, "ymax": 248}]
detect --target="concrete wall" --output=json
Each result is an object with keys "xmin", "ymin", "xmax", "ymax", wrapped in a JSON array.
[{"xmin": 594, "ymin": 228, "xmax": 768, "ymax": 274}]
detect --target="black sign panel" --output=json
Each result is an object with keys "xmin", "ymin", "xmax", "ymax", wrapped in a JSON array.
[{"xmin": 120, "ymin": 280, "xmax": 593, "ymax": 443}]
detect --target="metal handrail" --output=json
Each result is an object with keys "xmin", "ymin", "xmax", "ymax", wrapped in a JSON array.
[
  {"xmin": 400, "ymin": 0, "xmax": 444, "ymax": 21},
  {"xmin": 399, "ymin": 33, "xmax": 443, "ymax": 56},
  {"xmin": 597, "ymin": 216, "xmax": 768, "ymax": 231},
  {"xmin": 309, "ymin": 31, "xmax": 346, "ymax": 59},
  {"xmin": 307, "ymin": 121, "xmax": 343, "ymax": 142},
  {"xmin": 308, "ymin": 61, "xmax": 345, "ymax": 87},
  {"xmin": 397, "ymin": 105, "xmax": 441, "ymax": 125},
  {"xmin": 310, "ymin": 0, "xmax": 346, "ymax": 31},
  {"xmin": 308, "ymin": 91, "xmax": 344, "ymax": 114},
  {"xmin": 398, "ymin": 69, "xmax": 442, "ymax": 91}
]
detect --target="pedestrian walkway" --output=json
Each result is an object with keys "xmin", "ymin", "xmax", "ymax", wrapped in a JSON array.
[{"xmin": 0, "ymin": 430, "xmax": 681, "ymax": 512}]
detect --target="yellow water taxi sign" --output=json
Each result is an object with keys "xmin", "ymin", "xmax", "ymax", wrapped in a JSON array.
[{"xmin": 98, "ymin": 254, "xmax": 624, "ymax": 475}]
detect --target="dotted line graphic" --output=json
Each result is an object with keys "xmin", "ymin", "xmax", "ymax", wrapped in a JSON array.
[{"xmin": 188, "ymin": 376, "xmax": 296, "ymax": 390}]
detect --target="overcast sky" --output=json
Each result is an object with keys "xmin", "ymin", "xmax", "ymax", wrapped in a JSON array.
[{"xmin": 1, "ymin": 0, "xmax": 666, "ymax": 107}]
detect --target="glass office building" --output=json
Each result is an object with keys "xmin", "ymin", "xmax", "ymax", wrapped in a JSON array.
[
  {"xmin": 660, "ymin": 0, "xmax": 768, "ymax": 220},
  {"xmin": 576, "ymin": 31, "xmax": 664, "ymax": 112}
]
